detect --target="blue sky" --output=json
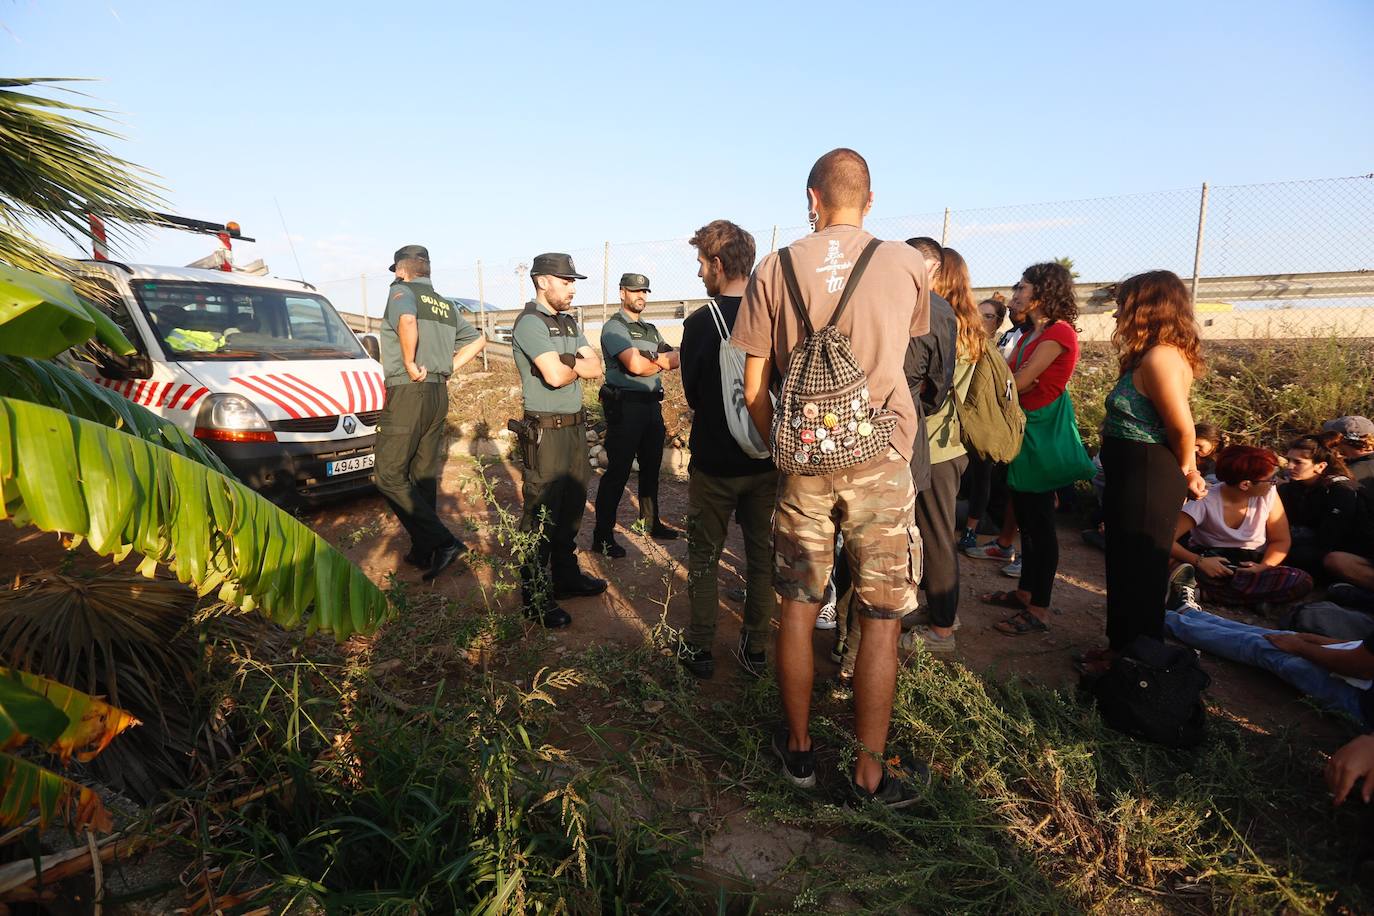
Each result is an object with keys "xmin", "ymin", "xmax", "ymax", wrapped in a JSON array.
[{"xmin": 5, "ymin": 0, "xmax": 1372, "ymax": 311}]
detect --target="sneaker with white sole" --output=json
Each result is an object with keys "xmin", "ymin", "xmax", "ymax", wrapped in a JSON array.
[
  {"xmin": 771, "ymin": 727, "xmax": 816, "ymax": 789},
  {"xmin": 815, "ymin": 601, "xmax": 838, "ymax": 630},
  {"xmin": 900, "ymin": 625, "xmax": 957, "ymax": 653},
  {"xmin": 1000, "ymin": 557, "xmax": 1022, "ymax": 578},
  {"xmin": 903, "ymin": 608, "xmax": 962, "ymax": 631},
  {"xmin": 955, "ymin": 529, "xmax": 978, "ymax": 552},
  {"xmin": 965, "ymin": 540, "xmax": 1016, "ymax": 561},
  {"xmin": 1167, "ymin": 563, "xmax": 1202, "ymax": 612}
]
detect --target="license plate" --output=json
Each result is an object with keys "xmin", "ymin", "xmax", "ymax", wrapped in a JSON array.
[{"xmin": 326, "ymin": 454, "xmax": 374, "ymax": 476}]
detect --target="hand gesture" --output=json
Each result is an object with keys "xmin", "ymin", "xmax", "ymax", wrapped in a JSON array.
[{"xmin": 1327, "ymin": 734, "xmax": 1374, "ymax": 806}]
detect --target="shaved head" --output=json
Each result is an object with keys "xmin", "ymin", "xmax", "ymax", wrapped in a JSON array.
[{"xmin": 806, "ymin": 148, "xmax": 871, "ymax": 210}]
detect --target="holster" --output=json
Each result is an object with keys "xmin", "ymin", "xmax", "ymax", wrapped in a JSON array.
[
  {"xmin": 507, "ymin": 417, "xmax": 541, "ymax": 468},
  {"xmin": 598, "ymin": 384, "xmax": 624, "ymax": 424}
]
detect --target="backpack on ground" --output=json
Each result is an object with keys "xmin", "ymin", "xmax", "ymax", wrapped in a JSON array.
[
  {"xmin": 954, "ymin": 337, "xmax": 1025, "ymax": 463},
  {"xmin": 704, "ymin": 300, "xmax": 771, "ymax": 460},
  {"xmin": 771, "ymin": 239, "xmax": 897, "ymax": 476},
  {"xmin": 1087, "ymin": 636, "xmax": 1210, "ymax": 749}
]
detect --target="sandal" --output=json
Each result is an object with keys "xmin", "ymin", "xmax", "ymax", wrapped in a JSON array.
[
  {"xmin": 993, "ymin": 609, "xmax": 1049, "ymax": 636},
  {"xmin": 981, "ymin": 589, "xmax": 1030, "ymax": 611}
]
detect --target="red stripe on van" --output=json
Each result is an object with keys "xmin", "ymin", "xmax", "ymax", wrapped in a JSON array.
[
  {"xmin": 181, "ymin": 387, "xmax": 209, "ymax": 411},
  {"xmin": 284, "ymin": 373, "xmax": 347, "ymax": 414},
  {"xmin": 233, "ymin": 377, "xmax": 303, "ymax": 419}
]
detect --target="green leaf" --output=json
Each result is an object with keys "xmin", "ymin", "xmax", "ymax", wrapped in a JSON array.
[
  {"xmin": 0, "ymin": 675, "xmax": 69, "ymax": 750},
  {"xmin": 0, "ymin": 396, "xmax": 390, "ymax": 637},
  {"xmin": 0, "ymin": 263, "xmax": 94, "ymax": 359},
  {"xmin": 0, "ymin": 668, "xmax": 138, "ymax": 763},
  {"xmin": 0, "ymin": 752, "xmax": 113, "ymax": 832}
]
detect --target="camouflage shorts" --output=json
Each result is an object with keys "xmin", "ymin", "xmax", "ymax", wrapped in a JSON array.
[{"xmin": 773, "ymin": 449, "xmax": 921, "ymax": 619}]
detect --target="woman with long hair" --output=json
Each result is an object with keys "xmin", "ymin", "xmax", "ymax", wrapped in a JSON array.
[
  {"xmin": 904, "ymin": 247, "xmax": 985, "ymax": 651},
  {"xmin": 988, "ymin": 262, "xmax": 1095, "ymax": 636},
  {"xmin": 1086, "ymin": 270, "xmax": 1207, "ymax": 667},
  {"xmin": 1279, "ymin": 431, "xmax": 1360, "ymax": 576},
  {"xmin": 958, "ymin": 292, "xmax": 1011, "ymax": 553}
]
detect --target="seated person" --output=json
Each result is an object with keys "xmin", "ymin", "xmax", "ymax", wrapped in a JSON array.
[
  {"xmin": 1325, "ymin": 488, "xmax": 1374, "ymax": 610},
  {"xmin": 1328, "ymin": 732, "xmax": 1374, "ymax": 806},
  {"xmin": 1278, "ymin": 432, "xmax": 1360, "ymax": 577},
  {"xmin": 1165, "ymin": 606, "xmax": 1374, "ymax": 731},
  {"xmin": 1169, "ymin": 445, "xmax": 1313, "ymax": 608},
  {"xmin": 1325, "ymin": 416, "xmax": 1374, "ymax": 494},
  {"xmin": 1194, "ymin": 422, "xmax": 1222, "ymax": 481}
]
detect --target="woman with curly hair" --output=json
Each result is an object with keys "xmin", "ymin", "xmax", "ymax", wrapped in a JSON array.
[
  {"xmin": 1083, "ymin": 271, "xmax": 1207, "ymax": 668},
  {"xmin": 989, "ymin": 261, "xmax": 1095, "ymax": 636}
]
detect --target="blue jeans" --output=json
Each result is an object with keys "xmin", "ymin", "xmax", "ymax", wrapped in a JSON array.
[{"xmin": 1164, "ymin": 609, "xmax": 1368, "ymax": 724}]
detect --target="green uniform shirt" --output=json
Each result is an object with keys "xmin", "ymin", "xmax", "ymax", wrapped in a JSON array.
[
  {"xmin": 600, "ymin": 310, "xmax": 665, "ymax": 393},
  {"xmin": 380, "ymin": 278, "xmax": 481, "ymax": 387},
  {"xmin": 513, "ymin": 301, "xmax": 589, "ymax": 413}
]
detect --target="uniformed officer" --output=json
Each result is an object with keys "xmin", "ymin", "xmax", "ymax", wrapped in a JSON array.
[
  {"xmin": 591, "ymin": 273, "xmax": 682, "ymax": 557},
  {"xmin": 510, "ymin": 252, "xmax": 608, "ymax": 628},
  {"xmin": 377, "ymin": 244, "xmax": 487, "ymax": 580}
]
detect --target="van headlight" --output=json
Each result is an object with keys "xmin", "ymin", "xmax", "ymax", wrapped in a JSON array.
[{"xmin": 194, "ymin": 394, "xmax": 276, "ymax": 442}]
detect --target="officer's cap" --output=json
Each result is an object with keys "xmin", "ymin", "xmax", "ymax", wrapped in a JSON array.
[
  {"xmin": 530, "ymin": 252, "xmax": 587, "ymax": 280},
  {"xmin": 619, "ymin": 273, "xmax": 651, "ymax": 292},
  {"xmin": 389, "ymin": 244, "xmax": 430, "ymax": 273}
]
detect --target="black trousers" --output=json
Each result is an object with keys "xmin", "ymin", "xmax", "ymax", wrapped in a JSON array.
[
  {"xmin": 916, "ymin": 454, "xmax": 968, "ymax": 627},
  {"xmin": 963, "ymin": 453, "xmax": 993, "ymax": 524},
  {"xmin": 1102, "ymin": 436, "xmax": 1186, "ymax": 650},
  {"xmin": 593, "ymin": 395, "xmax": 665, "ymax": 538},
  {"xmin": 1011, "ymin": 488, "xmax": 1059, "ymax": 607},
  {"xmin": 519, "ymin": 422, "xmax": 591, "ymax": 594},
  {"xmin": 375, "ymin": 383, "xmax": 455, "ymax": 557}
]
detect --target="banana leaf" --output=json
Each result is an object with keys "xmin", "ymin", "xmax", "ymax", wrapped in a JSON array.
[
  {"xmin": 0, "ymin": 355, "xmax": 230, "ymax": 475},
  {"xmin": 0, "ymin": 397, "xmax": 390, "ymax": 638},
  {"xmin": 0, "ymin": 670, "xmax": 133, "ymax": 832}
]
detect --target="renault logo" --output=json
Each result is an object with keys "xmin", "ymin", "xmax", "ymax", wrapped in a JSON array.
[{"xmin": 342, "ymin": 415, "xmax": 357, "ymax": 435}]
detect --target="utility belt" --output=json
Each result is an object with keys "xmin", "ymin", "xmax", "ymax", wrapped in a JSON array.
[
  {"xmin": 599, "ymin": 385, "xmax": 664, "ymax": 404},
  {"xmin": 506, "ymin": 409, "xmax": 585, "ymax": 470}
]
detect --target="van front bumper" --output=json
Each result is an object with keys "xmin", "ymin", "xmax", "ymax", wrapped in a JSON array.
[{"xmin": 206, "ymin": 436, "xmax": 377, "ymax": 505}]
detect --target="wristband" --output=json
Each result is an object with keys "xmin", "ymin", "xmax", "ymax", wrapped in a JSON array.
[{"xmin": 559, "ymin": 352, "xmax": 577, "ymax": 368}]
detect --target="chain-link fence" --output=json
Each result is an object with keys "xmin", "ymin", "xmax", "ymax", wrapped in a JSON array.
[{"xmin": 320, "ymin": 174, "xmax": 1374, "ymax": 343}]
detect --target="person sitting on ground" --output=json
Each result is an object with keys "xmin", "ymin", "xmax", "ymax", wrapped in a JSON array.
[
  {"xmin": 1278, "ymin": 431, "xmax": 1360, "ymax": 577},
  {"xmin": 1164, "ymin": 607, "xmax": 1374, "ymax": 732},
  {"xmin": 1194, "ymin": 422, "xmax": 1222, "ymax": 481},
  {"xmin": 1328, "ymin": 732, "xmax": 1374, "ymax": 807},
  {"xmin": 1168, "ymin": 445, "xmax": 1313, "ymax": 609},
  {"xmin": 1323, "ymin": 416, "xmax": 1374, "ymax": 495},
  {"xmin": 1323, "ymin": 490, "xmax": 1374, "ymax": 612}
]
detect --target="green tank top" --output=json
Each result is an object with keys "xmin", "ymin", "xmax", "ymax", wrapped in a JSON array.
[{"xmin": 1103, "ymin": 371, "xmax": 1167, "ymax": 444}]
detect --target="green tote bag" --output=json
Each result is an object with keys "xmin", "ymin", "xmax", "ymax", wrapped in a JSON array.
[{"xmin": 1006, "ymin": 390, "xmax": 1096, "ymax": 493}]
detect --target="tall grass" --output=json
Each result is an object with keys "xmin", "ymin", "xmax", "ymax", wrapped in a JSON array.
[{"xmin": 1071, "ymin": 337, "xmax": 1374, "ymax": 450}]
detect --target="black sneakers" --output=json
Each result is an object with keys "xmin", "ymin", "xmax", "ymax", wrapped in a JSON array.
[
  {"xmin": 677, "ymin": 642, "xmax": 714, "ymax": 679},
  {"xmin": 771, "ymin": 727, "xmax": 816, "ymax": 789},
  {"xmin": 734, "ymin": 632, "xmax": 767, "ymax": 679},
  {"xmin": 1167, "ymin": 563, "xmax": 1201, "ymax": 613},
  {"xmin": 848, "ymin": 765, "xmax": 927, "ymax": 810},
  {"xmin": 422, "ymin": 540, "xmax": 467, "ymax": 582},
  {"xmin": 648, "ymin": 523, "xmax": 681, "ymax": 540}
]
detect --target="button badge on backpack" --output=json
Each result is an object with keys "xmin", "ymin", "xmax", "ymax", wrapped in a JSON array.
[
  {"xmin": 857, "ymin": 421, "xmax": 873, "ymax": 437},
  {"xmin": 790, "ymin": 414, "xmax": 802, "ymax": 429},
  {"xmin": 802, "ymin": 403, "xmax": 819, "ymax": 419},
  {"xmin": 800, "ymin": 428, "xmax": 816, "ymax": 444},
  {"xmin": 794, "ymin": 449, "xmax": 810, "ymax": 465},
  {"xmin": 820, "ymin": 438, "xmax": 837, "ymax": 453}
]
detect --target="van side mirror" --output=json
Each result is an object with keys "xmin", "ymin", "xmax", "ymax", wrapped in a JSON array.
[
  {"xmin": 97, "ymin": 352, "xmax": 153, "ymax": 380},
  {"xmin": 360, "ymin": 334, "xmax": 381, "ymax": 362}
]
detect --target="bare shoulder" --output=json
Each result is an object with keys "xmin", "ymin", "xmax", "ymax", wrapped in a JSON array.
[{"xmin": 1140, "ymin": 344, "xmax": 1190, "ymax": 372}]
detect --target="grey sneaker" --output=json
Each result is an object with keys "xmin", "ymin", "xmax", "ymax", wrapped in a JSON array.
[
  {"xmin": 1000, "ymin": 556, "xmax": 1023, "ymax": 578},
  {"xmin": 966, "ymin": 540, "xmax": 1016, "ymax": 561},
  {"xmin": 815, "ymin": 601, "xmax": 838, "ymax": 630},
  {"xmin": 848, "ymin": 765, "xmax": 928, "ymax": 811},
  {"xmin": 902, "ymin": 608, "xmax": 962, "ymax": 631},
  {"xmin": 900, "ymin": 625, "xmax": 957, "ymax": 654},
  {"xmin": 1167, "ymin": 564, "xmax": 1201, "ymax": 612},
  {"xmin": 771, "ymin": 727, "xmax": 816, "ymax": 789}
]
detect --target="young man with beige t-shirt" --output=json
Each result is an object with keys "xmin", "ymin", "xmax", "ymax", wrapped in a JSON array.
[{"xmin": 733, "ymin": 148, "xmax": 931, "ymax": 806}]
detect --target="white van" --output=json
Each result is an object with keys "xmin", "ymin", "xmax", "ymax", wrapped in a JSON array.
[{"xmin": 73, "ymin": 261, "xmax": 385, "ymax": 506}]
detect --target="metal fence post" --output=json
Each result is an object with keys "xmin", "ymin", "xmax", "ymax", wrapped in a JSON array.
[
  {"xmin": 1190, "ymin": 182, "xmax": 1210, "ymax": 306},
  {"xmin": 601, "ymin": 240, "xmax": 610, "ymax": 324},
  {"xmin": 477, "ymin": 259, "xmax": 488, "ymax": 371},
  {"xmin": 940, "ymin": 208, "xmax": 950, "ymax": 247},
  {"xmin": 360, "ymin": 274, "xmax": 369, "ymax": 333},
  {"xmin": 770, "ymin": 225, "xmax": 778, "ymax": 253}
]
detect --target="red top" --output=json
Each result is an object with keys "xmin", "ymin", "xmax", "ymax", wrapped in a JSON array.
[{"xmin": 1011, "ymin": 321, "xmax": 1079, "ymax": 411}]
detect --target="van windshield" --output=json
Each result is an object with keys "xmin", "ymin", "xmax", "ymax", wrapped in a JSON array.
[{"xmin": 132, "ymin": 280, "xmax": 366, "ymax": 361}]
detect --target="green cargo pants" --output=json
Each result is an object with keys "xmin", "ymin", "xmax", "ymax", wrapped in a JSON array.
[
  {"xmin": 684, "ymin": 467, "xmax": 779, "ymax": 648},
  {"xmin": 375, "ymin": 382, "xmax": 455, "ymax": 556}
]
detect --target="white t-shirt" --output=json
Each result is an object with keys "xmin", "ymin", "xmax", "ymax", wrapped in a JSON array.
[{"xmin": 1182, "ymin": 486, "xmax": 1277, "ymax": 551}]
